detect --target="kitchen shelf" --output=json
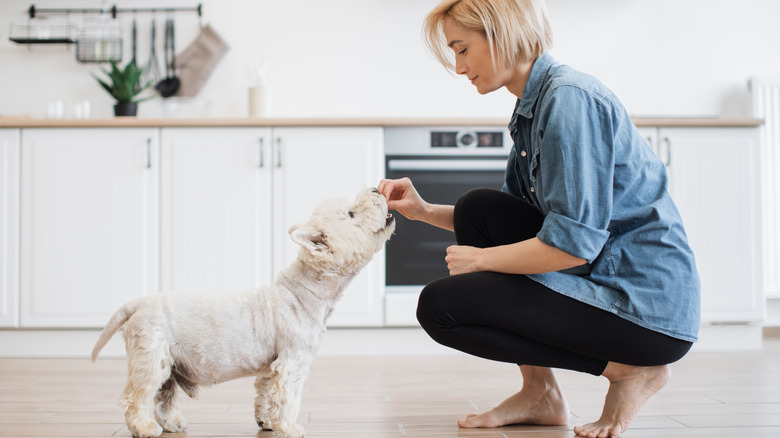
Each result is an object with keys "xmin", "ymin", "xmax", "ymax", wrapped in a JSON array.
[
  {"xmin": 9, "ymin": 38, "xmax": 74, "ymax": 44},
  {"xmin": 8, "ymin": 23, "xmax": 76, "ymax": 44},
  {"xmin": 9, "ymin": 4, "xmax": 202, "ymax": 47}
]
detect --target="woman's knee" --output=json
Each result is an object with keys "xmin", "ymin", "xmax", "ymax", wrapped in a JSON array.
[
  {"xmin": 415, "ymin": 282, "xmax": 439, "ymax": 330},
  {"xmin": 416, "ymin": 279, "xmax": 453, "ymax": 335}
]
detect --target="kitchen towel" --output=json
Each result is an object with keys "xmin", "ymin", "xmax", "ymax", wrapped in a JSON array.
[{"xmin": 174, "ymin": 25, "xmax": 229, "ymax": 97}]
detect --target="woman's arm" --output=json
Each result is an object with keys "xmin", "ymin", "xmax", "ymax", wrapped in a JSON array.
[
  {"xmin": 446, "ymin": 238, "xmax": 587, "ymax": 276},
  {"xmin": 379, "ymin": 177, "xmax": 587, "ymax": 275},
  {"xmin": 417, "ymin": 203, "xmax": 455, "ymax": 232}
]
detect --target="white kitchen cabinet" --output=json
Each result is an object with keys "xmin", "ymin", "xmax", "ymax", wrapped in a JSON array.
[
  {"xmin": 640, "ymin": 126, "xmax": 763, "ymax": 323},
  {"xmin": 161, "ymin": 127, "xmax": 385, "ymax": 327},
  {"xmin": 0, "ymin": 129, "xmax": 20, "ymax": 327},
  {"xmin": 160, "ymin": 127, "xmax": 273, "ymax": 295},
  {"xmin": 272, "ymin": 127, "xmax": 385, "ymax": 326},
  {"xmin": 20, "ymin": 128, "xmax": 160, "ymax": 327}
]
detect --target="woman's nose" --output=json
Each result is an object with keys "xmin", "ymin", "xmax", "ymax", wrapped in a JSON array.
[{"xmin": 454, "ymin": 58, "xmax": 467, "ymax": 76}]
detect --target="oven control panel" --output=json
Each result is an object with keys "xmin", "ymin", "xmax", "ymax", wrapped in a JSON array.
[
  {"xmin": 385, "ymin": 127, "xmax": 512, "ymax": 156},
  {"xmin": 431, "ymin": 130, "xmax": 503, "ymax": 149}
]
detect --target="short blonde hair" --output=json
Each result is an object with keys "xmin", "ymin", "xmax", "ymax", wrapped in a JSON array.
[{"xmin": 423, "ymin": 0, "xmax": 552, "ymax": 73}]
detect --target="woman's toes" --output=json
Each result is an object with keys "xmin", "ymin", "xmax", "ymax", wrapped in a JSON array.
[
  {"xmin": 458, "ymin": 412, "xmax": 498, "ymax": 428},
  {"xmin": 574, "ymin": 422, "xmax": 620, "ymax": 438}
]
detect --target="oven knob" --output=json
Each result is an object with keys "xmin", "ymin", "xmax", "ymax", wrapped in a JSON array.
[{"xmin": 456, "ymin": 130, "xmax": 478, "ymax": 149}]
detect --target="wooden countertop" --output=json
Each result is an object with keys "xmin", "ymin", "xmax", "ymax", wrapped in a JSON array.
[{"xmin": 0, "ymin": 116, "xmax": 764, "ymax": 128}]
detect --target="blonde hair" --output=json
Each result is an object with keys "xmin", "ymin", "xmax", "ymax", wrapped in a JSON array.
[{"xmin": 423, "ymin": 0, "xmax": 552, "ymax": 73}]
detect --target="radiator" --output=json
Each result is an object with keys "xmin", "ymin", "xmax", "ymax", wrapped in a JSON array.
[{"xmin": 751, "ymin": 76, "xmax": 780, "ymax": 297}]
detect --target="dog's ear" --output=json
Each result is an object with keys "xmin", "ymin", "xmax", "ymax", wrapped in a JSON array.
[{"xmin": 290, "ymin": 225, "xmax": 328, "ymax": 253}]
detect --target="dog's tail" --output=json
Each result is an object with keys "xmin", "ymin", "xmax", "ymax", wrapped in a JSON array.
[{"xmin": 91, "ymin": 299, "xmax": 141, "ymax": 362}]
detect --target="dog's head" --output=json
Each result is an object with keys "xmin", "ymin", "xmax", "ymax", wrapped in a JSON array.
[{"xmin": 288, "ymin": 187, "xmax": 395, "ymax": 275}]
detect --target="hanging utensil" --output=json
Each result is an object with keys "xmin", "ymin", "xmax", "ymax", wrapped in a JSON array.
[
  {"xmin": 131, "ymin": 17, "xmax": 137, "ymax": 63},
  {"xmin": 140, "ymin": 18, "xmax": 160, "ymax": 87},
  {"xmin": 156, "ymin": 18, "xmax": 181, "ymax": 98}
]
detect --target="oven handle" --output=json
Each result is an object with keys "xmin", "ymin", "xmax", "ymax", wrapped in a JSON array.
[{"xmin": 387, "ymin": 159, "xmax": 507, "ymax": 171}]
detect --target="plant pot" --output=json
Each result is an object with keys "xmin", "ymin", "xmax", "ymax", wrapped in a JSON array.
[{"xmin": 114, "ymin": 102, "xmax": 138, "ymax": 117}]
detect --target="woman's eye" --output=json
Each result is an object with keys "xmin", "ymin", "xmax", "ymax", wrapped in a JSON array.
[{"xmin": 458, "ymin": 49, "xmax": 466, "ymax": 55}]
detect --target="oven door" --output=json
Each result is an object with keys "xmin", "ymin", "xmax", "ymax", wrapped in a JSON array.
[{"xmin": 385, "ymin": 157, "xmax": 508, "ymax": 288}]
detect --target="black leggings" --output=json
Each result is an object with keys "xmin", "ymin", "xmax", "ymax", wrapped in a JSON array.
[{"xmin": 416, "ymin": 189, "xmax": 693, "ymax": 376}]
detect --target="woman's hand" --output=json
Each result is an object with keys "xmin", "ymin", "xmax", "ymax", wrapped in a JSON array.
[
  {"xmin": 377, "ymin": 177, "xmax": 429, "ymax": 221},
  {"xmin": 445, "ymin": 245, "xmax": 485, "ymax": 276},
  {"xmin": 378, "ymin": 178, "xmax": 455, "ymax": 231}
]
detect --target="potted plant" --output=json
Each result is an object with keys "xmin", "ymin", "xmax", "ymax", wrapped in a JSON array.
[{"xmin": 93, "ymin": 60, "xmax": 153, "ymax": 117}]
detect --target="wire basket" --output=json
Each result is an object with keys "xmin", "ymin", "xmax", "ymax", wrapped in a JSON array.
[
  {"xmin": 8, "ymin": 22, "xmax": 76, "ymax": 44},
  {"xmin": 75, "ymin": 25, "xmax": 122, "ymax": 63}
]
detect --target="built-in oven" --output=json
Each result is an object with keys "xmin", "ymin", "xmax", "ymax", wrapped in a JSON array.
[{"xmin": 383, "ymin": 126, "xmax": 512, "ymax": 325}]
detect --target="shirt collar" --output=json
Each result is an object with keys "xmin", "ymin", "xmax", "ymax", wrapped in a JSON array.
[{"xmin": 513, "ymin": 53, "xmax": 556, "ymax": 119}]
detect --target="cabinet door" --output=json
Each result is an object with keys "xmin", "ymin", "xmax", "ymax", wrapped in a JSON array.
[
  {"xmin": 161, "ymin": 127, "xmax": 273, "ymax": 294},
  {"xmin": 0, "ymin": 129, "xmax": 20, "ymax": 327},
  {"xmin": 21, "ymin": 128, "xmax": 159, "ymax": 327},
  {"xmin": 271, "ymin": 127, "xmax": 385, "ymax": 326},
  {"xmin": 662, "ymin": 127, "xmax": 763, "ymax": 322}
]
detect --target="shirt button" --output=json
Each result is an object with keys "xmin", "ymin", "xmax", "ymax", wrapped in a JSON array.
[
  {"xmin": 520, "ymin": 150, "xmax": 527, "ymax": 157},
  {"xmin": 530, "ymin": 187, "xmax": 535, "ymax": 193}
]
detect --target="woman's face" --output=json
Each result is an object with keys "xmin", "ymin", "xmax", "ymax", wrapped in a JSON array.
[{"xmin": 442, "ymin": 17, "xmax": 513, "ymax": 95}]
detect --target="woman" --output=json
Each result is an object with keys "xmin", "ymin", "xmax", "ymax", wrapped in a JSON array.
[{"xmin": 378, "ymin": 0, "xmax": 700, "ymax": 437}]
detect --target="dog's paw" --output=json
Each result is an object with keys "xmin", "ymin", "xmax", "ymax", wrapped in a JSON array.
[
  {"xmin": 276, "ymin": 422, "xmax": 305, "ymax": 438},
  {"xmin": 128, "ymin": 419, "xmax": 163, "ymax": 438},
  {"xmin": 257, "ymin": 419, "xmax": 273, "ymax": 431},
  {"xmin": 255, "ymin": 407, "xmax": 271, "ymax": 430},
  {"xmin": 159, "ymin": 413, "xmax": 188, "ymax": 433}
]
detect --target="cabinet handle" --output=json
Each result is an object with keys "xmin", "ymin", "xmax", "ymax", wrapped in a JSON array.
[
  {"xmin": 258, "ymin": 138, "xmax": 265, "ymax": 168},
  {"xmin": 662, "ymin": 137, "xmax": 671, "ymax": 167},
  {"xmin": 146, "ymin": 138, "xmax": 152, "ymax": 169},
  {"xmin": 275, "ymin": 137, "xmax": 283, "ymax": 168}
]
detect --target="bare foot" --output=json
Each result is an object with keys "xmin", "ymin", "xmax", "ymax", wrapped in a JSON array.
[
  {"xmin": 458, "ymin": 366, "xmax": 570, "ymax": 428},
  {"xmin": 573, "ymin": 363, "xmax": 671, "ymax": 437}
]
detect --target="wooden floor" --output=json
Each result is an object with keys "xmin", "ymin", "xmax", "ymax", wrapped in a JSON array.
[{"xmin": 2, "ymin": 338, "xmax": 780, "ymax": 438}]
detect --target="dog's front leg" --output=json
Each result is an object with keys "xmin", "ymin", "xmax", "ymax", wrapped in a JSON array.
[
  {"xmin": 254, "ymin": 370, "xmax": 273, "ymax": 430},
  {"xmin": 265, "ymin": 357, "xmax": 311, "ymax": 438}
]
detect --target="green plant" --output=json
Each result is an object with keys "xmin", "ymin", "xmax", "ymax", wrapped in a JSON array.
[{"xmin": 92, "ymin": 60, "xmax": 154, "ymax": 104}]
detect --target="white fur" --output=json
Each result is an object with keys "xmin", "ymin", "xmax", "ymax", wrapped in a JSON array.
[{"xmin": 92, "ymin": 188, "xmax": 395, "ymax": 438}]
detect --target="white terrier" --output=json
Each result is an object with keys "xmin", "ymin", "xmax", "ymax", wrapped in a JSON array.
[{"xmin": 91, "ymin": 188, "xmax": 395, "ymax": 438}]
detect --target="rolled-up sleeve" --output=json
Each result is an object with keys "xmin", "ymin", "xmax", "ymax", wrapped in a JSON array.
[
  {"xmin": 534, "ymin": 85, "xmax": 615, "ymax": 262},
  {"xmin": 538, "ymin": 212, "xmax": 609, "ymax": 262}
]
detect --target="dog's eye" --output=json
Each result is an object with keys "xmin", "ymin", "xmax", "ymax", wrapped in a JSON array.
[{"xmin": 348, "ymin": 211, "xmax": 355, "ymax": 219}]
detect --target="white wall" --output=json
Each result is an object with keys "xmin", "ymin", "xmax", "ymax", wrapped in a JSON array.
[{"xmin": 1, "ymin": 0, "xmax": 778, "ymax": 119}]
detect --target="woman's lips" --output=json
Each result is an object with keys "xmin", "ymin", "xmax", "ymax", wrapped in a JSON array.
[{"xmin": 470, "ymin": 76, "xmax": 478, "ymax": 84}]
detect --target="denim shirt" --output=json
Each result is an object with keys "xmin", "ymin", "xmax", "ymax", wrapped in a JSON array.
[{"xmin": 503, "ymin": 54, "xmax": 701, "ymax": 342}]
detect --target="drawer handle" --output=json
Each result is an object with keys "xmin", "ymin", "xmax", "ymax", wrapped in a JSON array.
[
  {"xmin": 275, "ymin": 137, "xmax": 282, "ymax": 168},
  {"xmin": 258, "ymin": 138, "xmax": 264, "ymax": 168},
  {"xmin": 146, "ymin": 138, "xmax": 152, "ymax": 169}
]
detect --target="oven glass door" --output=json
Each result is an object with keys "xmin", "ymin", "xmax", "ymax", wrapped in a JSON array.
[{"xmin": 385, "ymin": 157, "xmax": 507, "ymax": 286}]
